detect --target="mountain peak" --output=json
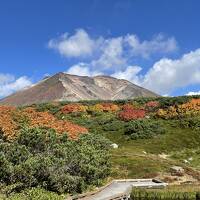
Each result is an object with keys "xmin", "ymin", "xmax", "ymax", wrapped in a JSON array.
[{"xmin": 0, "ymin": 73, "xmax": 158, "ymax": 106}]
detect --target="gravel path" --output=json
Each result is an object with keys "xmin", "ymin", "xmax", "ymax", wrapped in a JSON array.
[{"xmin": 82, "ymin": 179, "xmax": 167, "ymax": 200}]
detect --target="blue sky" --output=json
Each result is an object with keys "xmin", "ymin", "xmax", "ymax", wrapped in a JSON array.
[{"xmin": 0, "ymin": 0, "xmax": 200, "ymax": 97}]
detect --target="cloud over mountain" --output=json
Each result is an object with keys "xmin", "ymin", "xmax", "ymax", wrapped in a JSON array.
[
  {"xmin": 48, "ymin": 29, "xmax": 96, "ymax": 58},
  {"xmin": 1, "ymin": 29, "xmax": 196, "ymax": 98},
  {"xmin": 0, "ymin": 74, "xmax": 32, "ymax": 98},
  {"xmin": 48, "ymin": 29, "xmax": 178, "ymax": 83},
  {"xmin": 48, "ymin": 29, "xmax": 199, "ymax": 95}
]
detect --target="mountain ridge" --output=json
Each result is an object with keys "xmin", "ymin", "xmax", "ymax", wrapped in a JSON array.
[{"xmin": 0, "ymin": 72, "xmax": 158, "ymax": 106}]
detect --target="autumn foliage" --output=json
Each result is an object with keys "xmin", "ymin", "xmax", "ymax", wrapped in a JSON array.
[
  {"xmin": 157, "ymin": 98, "xmax": 200, "ymax": 119},
  {"xmin": 118, "ymin": 104, "xmax": 146, "ymax": 121},
  {"xmin": 2, "ymin": 98, "xmax": 200, "ymax": 139},
  {"xmin": 21, "ymin": 108, "xmax": 88, "ymax": 139},
  {"xmin": 88, "ymin": 103, "xmax": 119, "ymax": 113},
  {"xmin": 97, "ymin": 103, "xmax": 119, "ymax": 112},
  {"xmin": 145, "ymin": 101, "xmax": 159, "ymax": 108},
  {"xmin": 0, "ymin": 106, "xmax": 18, "ymax": 139},
  {"xmin": 0, "ymin": 106, "xmax": 87, "ymax": 140},
  {"xmin": 61, "ymin": 103, "xmax": 87, "ymax": 114}
]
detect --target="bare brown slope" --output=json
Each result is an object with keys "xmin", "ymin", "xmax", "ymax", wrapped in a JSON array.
[
  {"xmin": 0, "ymin": 73, "xmax": 66, "ymax": 106},
  {"xmin": 0, "ymin": 72, "xmax": 158, "ymax": 106}
]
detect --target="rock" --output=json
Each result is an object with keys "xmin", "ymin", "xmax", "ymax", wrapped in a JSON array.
[
  {"xmin": 170, "ymin": 166, "xmax": 185, "ymax": 176},
  {"xmin": 188, "ymin": 157, "xmax": 193, "ymax": 161},
  {"xmin": 159, "ymin": 153, "xmax": 168, "ymax": 159},
  {"xmin": 183, "ymin": 159, "xmax": 189, "ymax": 164},
  {"xmin": 110, "ymin": 143, "xmax": 118, "ymax": 149}
]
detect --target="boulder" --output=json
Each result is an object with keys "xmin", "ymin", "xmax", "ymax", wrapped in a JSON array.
[
  {"xmin": 170, "ymin": 166, "xmax": 184, "ymax": 176},
  {"xmin": 110, "ymin": 143, "xmax": 119, "ymax": 149}
]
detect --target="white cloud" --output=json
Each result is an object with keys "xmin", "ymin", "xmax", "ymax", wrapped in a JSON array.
[
  {"xmin": 48, "ymin": 29, "xmax": 96, "ymax": 57},
  {"xmin": 0, "ymin": 74, "xmax": 32, "ymax": 98},
  {"xmin": 0, "ymin": 74, "xmax": 15, "ymax": 84},
  {"xmin": 49, "ymin": 29, "xmax": 177, "ymax": 73},
  {"xmin": 111, "ymin": 65, "xmax": 142, "ymax": 85},
  {"xmin": 101, "ymin": 49, "xmax": 200, "ymax": 95},
  {"xmin": 125, "ymin": 34, "xmax": 177, "ymax": 58},
  {"xmin": 186, "ymin": 91, "xmax": 200, "ymax": 96},
  {"xmin": 50, "ymin": 29, "xmax": 198, "ymax": 95},
  {"xmin": 141, "ymin": 49, "xmax": 200, "ymax": 94},
  {"xmin": 66, "ymin": 63, "xmax": 102, "ymax": 76},
  {"xmin": 91, "ymin": 37, "xmax": 126, "ymax": 70}
]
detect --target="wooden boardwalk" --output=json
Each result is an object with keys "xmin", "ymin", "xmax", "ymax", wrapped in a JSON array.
[{"xmin": 69, "ymin": 179, "xmax": 167, "ymax": 200}]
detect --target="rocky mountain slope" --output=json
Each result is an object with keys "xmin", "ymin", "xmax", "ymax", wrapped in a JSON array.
[{"xmin": 0, "ymin": 72, "xmax": 158, "ymax": 106}]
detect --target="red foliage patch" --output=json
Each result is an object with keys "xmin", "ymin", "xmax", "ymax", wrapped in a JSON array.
[
  {"xmin": 145, "ymin": 101, "xmax": 159, "ymax": 108},
  {"xmin": 118, "ymin": 104, "xmax": 146, "ymax": 121}
]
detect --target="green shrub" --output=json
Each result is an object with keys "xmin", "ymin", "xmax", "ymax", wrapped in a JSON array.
[
  {"xmin": 103, "ymin": 120, "xmax": 124, "ymax": 131},
  {"xmin": 7, "ymin": 187, "xmax": 64, "ymax": 200},
  {"xmin": 124, "ymin": 119, "xmax": 166, "ymax": 139},
  {"xmin": 0, "ymin": 153, "xmax": 13, "ymax": 183},
  {"xmin": 179, "ymin": 117, "xmax": 200, "ymax": 130},
  {"xmin": 158, "ymin": 96, "xmax": 191, "ymax": 109},
  {"xmin": 0, "ymin": 127, "xmax": 111, "ymax": 195},
  {"xmin": 196, "ymin": 192, "xmax": 200, "ymax": 200},
  {"xmin": 95, "ymin": 113, "xmax": 116, "ymax": 125},
  {"xmin": 35, "ymin": 103, "xmax": 60, "ymax": 114},
  {"xmin": 131, "ymin": 188, "xmax": 196, "ymax": 200}
]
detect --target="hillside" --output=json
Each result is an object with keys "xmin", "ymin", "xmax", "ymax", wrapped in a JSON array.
[
  {"xmin": 1, "ymin": 95, "xmax": 200, "ymax": 199},
  {"xmin": 0, "ymin": 72, "xmax": 158, "ymax": 106}
]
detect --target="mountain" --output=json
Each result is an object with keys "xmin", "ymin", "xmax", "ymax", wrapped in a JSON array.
[{"xmin": 0, "ymin": 72, "xmax": 158, "ymax": 106}]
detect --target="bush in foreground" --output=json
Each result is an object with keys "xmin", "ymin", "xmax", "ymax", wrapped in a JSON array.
[
  {"xmin": 2, "ymin": 187, "xmax": 64, "ymax": 200},
  {"xmin": 0, "ymin": 127, "xmax": 111, "ymax": 195}
]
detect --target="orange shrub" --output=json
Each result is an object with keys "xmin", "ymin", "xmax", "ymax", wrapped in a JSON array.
[
  {"xmin": 0, "ymin": 106, "xmax": 18, "ymax": 139},
  {"xmin": 89, "ymin": 103, "xmax": 119, "ymax": 112},
  {"xmin": 21, "ymin": 108, "xmax": 88, "ymax": 139},
  {"xmin": 61, "ymin": 104, "xmax": 87, "ymax": 114},
  {"xmin": 99, "ymin": 103, "xmax": 119, "ymax": 112},
  {"xmin": 157, "ymin": 98, "xmax": 200, "ymax": 119},
  {"xmin": 0, "ymin": 105, "xmax": 87, "ymax": 140}
]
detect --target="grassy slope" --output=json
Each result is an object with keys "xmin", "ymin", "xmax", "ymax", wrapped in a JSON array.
[
  {"xmin": 131, "ymin": 185, "xmax": 200, "ymax": 199},
  {"xmin": 73, "ymin": 117, "xmax": 200, "ymax": 179},
  {"xmin": 107, "ymin": 121, "xmax": 200, "ymax": 179}
]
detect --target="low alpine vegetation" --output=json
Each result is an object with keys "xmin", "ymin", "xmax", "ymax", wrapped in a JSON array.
[
  {"xmin": 124, "ymin": 119, "xmax": 166, "ymax": 139},
  {"xmin": 0, "ymin": 127, "xmax": 111, "ymax": 195},
  {"xmin": 1, "ymin": 95, "xmax": 200, "ymax": 198}
]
